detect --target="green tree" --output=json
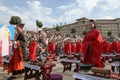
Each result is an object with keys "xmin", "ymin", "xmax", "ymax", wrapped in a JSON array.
[
  {"xmin": 82, "ymin": 30, "xmax": 87, "ymax": 35},
  {"xmin": 107, "ymin": 31, "xmax": 112, "ymax": 36},
  {"xmin": 55, "ymin": 26, "xmax": 62, "ymax": 31},
  {"xmin": 9, "ymin": 16, "xmax": 22, "ymax": 25},
  {"xmin": 36, "ymin": 20, "xmax": 43, "ymax": 28},
  {"xmin": 71, "ymin": 28, "xmax": 77, "ymax": 34}
]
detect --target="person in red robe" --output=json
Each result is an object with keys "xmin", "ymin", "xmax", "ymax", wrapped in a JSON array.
[
  {"xmin": 115, "ymin": 41, "xmax": 120, "ymax": 54},
  {"xmin": 101, "ymin": 38, "xmax": 111, "ymax": 63},
  {"xmin": 63, "ymin": 39, "xmax": 71, "ymax": 55},
  {"xmin": 82, "ymin": 20, "xmax": 104, "ymax": 68},
  {"xmin": 102, "ymin": 38, "xmax": 111, "ymax": 54},
  {"xmin": 117, "ymin": 41, "xmax": 120, "ymax": 53},
  {"xmin": 110, "ymin": 40, "xmax": 120, "ymax": 72},
  {"xmin": 76, "ymin": 39, "xmax": 82, "ymax": 53},
  {"xmin": 76, "ymin": 39, "xmax": 83, "ymax": 60},
  {"xmin": 63, "ymin": 41, "xmax": 67, "ymax": 54},
  {"xmin": 9, "ymin": 41, "xmax": 24, "ymax": 75},
  {"xmin": 28, "ymin": 36, "xmax": 37, "ymax": 61},
  {"xmin": 110, "ymin": 40, "xmax": 120, "ymax": 53},
  {"xmin": 71, "ymin": 42, "xmax": 76, "ymax": 53},
  {"xmin": 48, "ymin": 41, "xmax": 56, "ymax": 60},
  {"xmin": 110, "ymin": 40, "xmax": 120, "ymax": 56},
  {"xmin": 8, "ymin": 24, "xmax": 25, "ymax": 79}
]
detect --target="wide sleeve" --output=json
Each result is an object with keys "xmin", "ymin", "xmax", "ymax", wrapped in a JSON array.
[
  {"xmin": 90, "ymin": 30, "xmax": 103, "ymax": 56},
  {"xmin": 82, "ymin": 33, "xmax": 89, "ymax": 56}
]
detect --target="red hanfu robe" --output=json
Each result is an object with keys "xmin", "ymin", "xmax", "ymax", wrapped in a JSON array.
[
  {"xmin": 29, "ymin": 40, "xmax": 37, "ymax": 61},
  {"xmin": 9, "ymin": 41, "xmax": 24, "ymax": 73},
  {"xmin": 48, "ymin": 42, "xmax": 56, "ymax": 59},
  {"xmin": 76, "ymin": 42, "xmax": 82, "ymax": 53},
  {"xmin": 102, "ymin": 41, "xmax": 110, "ymax": 53},
  {"xmin": 110, "ymin": 41, "xmax": 118, "ymax": 52},
  {"xmin": 115, "ymin": 42, "xmax": 120, "ymax": 53},
  {"xmin": 82, "ymin": 29, "xmax": 104, "ymax": 68},
  {"xmin": 102, "ymin": 41, "xmax": 111, "ymax": 62},
  {"xmin": 64, "ymin": 42, "xmax": 71, "ymax": 55},
  {"xmin": 63, "ymin": 43, "xmax": 67, "ymax": 54},
  {"xmin": 110, "ymin": 41, "xmax": 120, "ymax": 56},
  {"xmin": 115, "ymin": 42, "xmax": 120, "ymax": 57},
  {"xmin": 117, "ymin": 42, "xmax": 120, "ymax": 53},
  {"xmin": 71, "ymin": 44, "xmax": 76, "ymax": 53}
]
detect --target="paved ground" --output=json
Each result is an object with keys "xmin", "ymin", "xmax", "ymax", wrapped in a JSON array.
[
  {"xmin": 0, "ymin": 60, "xmax": 119, "ymax": 80},
  {"xmin": 0, "ymin": 60, "xmax": 75, "ymax": 80}
]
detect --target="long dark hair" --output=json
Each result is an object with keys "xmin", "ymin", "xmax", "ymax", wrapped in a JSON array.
[{"xmin": 89, "ymin": 19, "xmax": 96, "ymax": 29}]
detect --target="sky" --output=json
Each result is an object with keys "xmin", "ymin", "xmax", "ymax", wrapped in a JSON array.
[{"xmin": 0, "ymin": 0, "xmax": 120, "ymax": 30}]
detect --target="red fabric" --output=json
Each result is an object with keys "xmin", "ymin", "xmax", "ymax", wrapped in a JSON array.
[
  {"xmin": 76, "ymin": 42, "xmax": 82, "ymax": 53},
  {"xmin": 9, "ymin": 41, "xmax": 24, "ymax": 73},
  {"xmin": 29, "ymin": 40, "xmax": 37, "ymax": 61},
  {"xmin": 64, "ymin": 42, "xmax": 71, "ymax": 55},
  {"xmin": 71, "ymin": 44, "xmax": 76, "ymax": 53},
  {"xmin": 82, "ymin": 29, "xmax": 104, "ymax": 68},
  {"xmin": 101, "ymin": 41, "xmax": 111, "ymax": 62},
  {"xmin": 117, "ymin": 42, "xmax": 120, "ymax": 56},
  {"xmin": 110, "ymin": 41, "xmax": 120, "ymax": 53},
  {"xmin": 110, "ymin": 41, "xmax": 117, "ymax": 52},
  {"xmin": 48, "ymin": 42, "xmax": 55, "ymax": 54},
  {"xmin": 102, "ymin": 41, "xmax": 110, "ymax": 53},
  {"xmin": 116, "ymin": 42, "xmax": 120, "ymax": 53},
  {"xmin": 48, "ymin": 42, "xmax": 56, "ymax": 59}
]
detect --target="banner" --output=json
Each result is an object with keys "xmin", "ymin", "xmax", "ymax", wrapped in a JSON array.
[
  {"xmin": 0, "ymin": 25, "xmax": 10, "ymax": 56},
  {"xmin": 0, "ymin": 24, "xmax": 3, "ymax": 54},
  {"xmin": 7, "ymin": 25, "xmax": 15, "ymax": 40},
  {"xmin": 0, "ymin": 24, "xmax": 15, "ymax": 55}
]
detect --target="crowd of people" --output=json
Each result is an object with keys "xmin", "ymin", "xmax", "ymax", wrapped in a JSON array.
[
  {"xmin": 23, "ymin": 29, "xmax": 82, "ymax": 59},
  {"xmin": 3, "ymin": 19, "xmax": 120, "ymax": 79}
]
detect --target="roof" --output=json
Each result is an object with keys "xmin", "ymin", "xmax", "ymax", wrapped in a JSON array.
[{"xmin": 76, "ymin": 17, "xmax": 89, "ymax": 21}]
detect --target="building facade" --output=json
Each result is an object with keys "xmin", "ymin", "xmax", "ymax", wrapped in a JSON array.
[{"xmin": 46, "ymin": 17, "xmax": 120, "ymax": 37}]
